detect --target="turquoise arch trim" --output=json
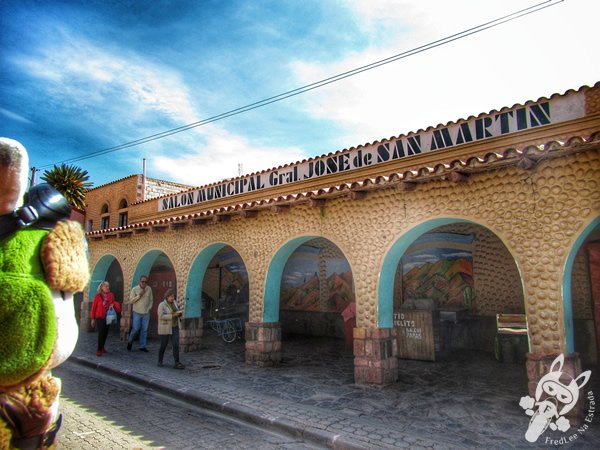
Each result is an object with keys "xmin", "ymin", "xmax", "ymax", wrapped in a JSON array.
[
  {"xmin": 263, "ymin": 235, "xmax": 318, "ymax": 323},
  {"xmin": 562, "ymin": 215, "xmax": 600, "ymax": 353},
  {"xmin": 185, "ymin": 243, "xmax": 227, "ymax": 318},
  {"xmin": 131, "ymin": 249, "xmax": 164, "ymax": 288},
  {"xmin": 378, "ymin": 218, "xmax": 478, "ymax": 328},
  {"xmin": 89, "ymin": 254, "xmax": 119, "ymax": 301}
]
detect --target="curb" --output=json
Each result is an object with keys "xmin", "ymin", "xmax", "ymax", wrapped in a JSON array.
[{"xmin": 70, "ymin": 356, "xmax": 366, "ymax": 449}]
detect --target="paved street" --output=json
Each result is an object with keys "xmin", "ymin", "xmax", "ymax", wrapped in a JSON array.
[
  {"xmin": 58, "ymin": 329, "xmax": 600, "ymax": 449},
  {"xmin": 55, "ymin": 361, "xmax": 322, "ymax": 449}
]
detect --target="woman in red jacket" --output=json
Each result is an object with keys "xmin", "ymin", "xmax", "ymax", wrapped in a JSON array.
[{"xmin": 90, "ymin": 281, "xmax": 121, "ymax": 356}]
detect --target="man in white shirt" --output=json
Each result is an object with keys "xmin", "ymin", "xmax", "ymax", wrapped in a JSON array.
[{"xmin": 126, "ymin": 275, "xmax": 153, "ymax": 352}]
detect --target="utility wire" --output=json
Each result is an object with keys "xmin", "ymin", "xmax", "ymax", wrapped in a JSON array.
[{"xmin": 40, "ymin": 0, "xmax": 562, "ymax": 169}]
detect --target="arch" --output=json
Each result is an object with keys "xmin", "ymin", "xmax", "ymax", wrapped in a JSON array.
[
  {"xmin": 118, "ymin": 198, "xmax": 128, "ymax": 209},
  {"xmin": 562, "ymin": 214, "xmax": 600, "ymax": 353},
  {"xmin": 378, "ymin": 218, "xmax": 520, "ymax": 328},
  {"xmin": 101, "ymin": 203, "xmax": 110, "ymax": 214},
  {"xmin": 132, "ymin": 249, "xmax": 171, "ymax": 287},
  {"xmin": 264, "ymin": 235, "xmax": 319, "ymax": 322},
  {"xmin": 131, "ymin": 249, "xmax": 177, "ymax": 338},
  {"xmin": 186, "ymin": 243, "xmax": 227, "ymax": 318},
  {"xmin": 89, "ymin": 254, "xmax": 122, "ymax": 300}
]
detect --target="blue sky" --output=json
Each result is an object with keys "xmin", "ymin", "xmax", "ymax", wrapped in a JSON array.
[{"xmin": 1, "ymin": 0, "xmax": 598, "ymax": 188}]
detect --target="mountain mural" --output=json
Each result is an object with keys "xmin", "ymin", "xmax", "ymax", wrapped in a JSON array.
[
  {"xmin": 281, "ymin": 271, "xmax": 354, "ymax": 312},
  {"xmin": 403, "ymin": 258, "xmax": 474, "ymax": 309}
]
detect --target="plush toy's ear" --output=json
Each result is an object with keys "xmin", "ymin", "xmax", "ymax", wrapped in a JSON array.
[
  {"xmin": 0, "ymin": 138, "xmax": 29, "ymax": 215},
  {"xmin": 41, "ymin": 220, "xmax": 90, "ymax": 292}
]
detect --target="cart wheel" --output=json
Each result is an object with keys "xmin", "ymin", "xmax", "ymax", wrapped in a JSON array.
[{"xmin": 222, "ymin": 321, "xmax": 237, "ymax": 343}]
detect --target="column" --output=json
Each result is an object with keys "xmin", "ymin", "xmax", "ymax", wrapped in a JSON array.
[
  {"xmin": 245, "ymin": 322, "xmax": 282, "ymax": 367},
  {"xmin": 180, "ymin": 317, "xmax": 203, "ymax": 352},
  {"xmin": 354, "ymin": 327, "xmax": 398, "ymax": 385}
]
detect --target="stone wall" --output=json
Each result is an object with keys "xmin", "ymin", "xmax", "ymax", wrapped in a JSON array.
[
  {"xmin": 85, "ymin": 147, "xmax": 600, "ymax": 359},
  {"xmin": 144, "ymin": 178, "xmax": 191, "ymax": 200},
  {"xmin": 85, "ymin": 175, "xmax": 141, "ymax": 231}
]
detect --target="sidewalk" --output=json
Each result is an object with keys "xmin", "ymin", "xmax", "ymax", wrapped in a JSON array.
[{"xmin": 68, "ymin": 329, "xmax": 599, "ymax": 449}]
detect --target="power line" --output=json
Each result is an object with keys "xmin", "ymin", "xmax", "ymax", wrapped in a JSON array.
[{"xmin": 40, "ymin": 0, "xmax": 562, "ymax": 169}]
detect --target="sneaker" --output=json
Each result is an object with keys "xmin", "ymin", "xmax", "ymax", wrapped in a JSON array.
[
  {"xmin": 157, "ymin": 362, "xmax": 164, "ymax": 367},
  {"xmin": 127, "ymin": 342, "xmax": 132, "ymax": 351},
  {"xmin": 95, "ymin": 351, "xmax": 102, "ymax": 356},
  {"xmin": 174, "ymin": 362, "xmax": 185, "ymax": 369},
  {"xmin": 101, "ymin": 348, "xmax": 107, "ymax": 354},
  {"xmin": 139, "ymin": 347, "xmax": 149, "ymax": 353}
]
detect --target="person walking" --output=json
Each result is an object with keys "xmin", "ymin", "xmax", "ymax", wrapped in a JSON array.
[
  {"xmin": 157, "ymin": 289, "xmax": 184, "ymax": 369},
  {"xmin": 90, "ymin": 281, "xmax": 121, "ymax": 356},
  {"xmin": 126, "ymin": 275, "xmax": 153, "ymax": 352}
]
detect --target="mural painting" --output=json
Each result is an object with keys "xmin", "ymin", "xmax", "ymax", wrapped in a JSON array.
[
  {"xmin": 401, "ymin": 233, "xmax": 475, "ymax": 310},
  {"xmin": 281, "ymin": 244, "xmax": 354, "ymax": 313}
]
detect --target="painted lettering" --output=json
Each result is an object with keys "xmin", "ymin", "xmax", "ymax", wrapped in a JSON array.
[
  {"xmin": 495, "ymin": 111, "xmax": 513, "ymax": 135},
  {"xmin": 407, "ymin": 135, "xmax": 422, "ymax": 155},
  {"xmin": 353, "ymin": 149, "xmax": 372, "ymax": 167},
  {"xmin": 476, "ymin": 117, "xmax": 493, "ymax": 139},
  {"xmin": 158, "ymin": 95, "xmax": 577, "ymax": 212},
  {"xmin": 455, "ymin": 123, "xmax": 474, "ymax": 144},
  {"xmin": 377, "ymin": 143, "xmax": 390, "ymax": 162},
  {"xmin": 528, "ymin": 102, "xmax": 551, "ymax": 127},
  {"xmin": 430, "ymin": 128, "xmax": 453, "ymax": 150},
  {"xmin": 392, "ymin": 139, "xmax": 406, "ymax": 159}
]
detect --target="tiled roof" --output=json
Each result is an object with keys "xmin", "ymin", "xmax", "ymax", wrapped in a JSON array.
[
  {"xmin": 137, "ymin": 82, "xmax": 600, "ymax": 206},
  {"xmin": 86, "ymin": 131, "xmax": 600, "ymax": 238}
]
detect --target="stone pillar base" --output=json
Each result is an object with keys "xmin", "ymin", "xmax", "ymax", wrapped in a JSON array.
[
  {"xmin": 120, "ymin": 304, "xmax": 132, "ymax": 341},
  {"xmin": 526, "ymin": 352, "xmax": 586, "ymax": 426},
  {"xmin": 245, "ymin": 322, "xmax": 281, "ymax": 367},
  {"xmin": 181, "ymin": 317, "xmax": 203, "ymax": 352},
  {"xmin": 354, "ymin": 327, "xmax": 398, "ymax": 386},
  {"xmin": 79, "ymin": 300, "xmax": 93, "ymax": 332}
]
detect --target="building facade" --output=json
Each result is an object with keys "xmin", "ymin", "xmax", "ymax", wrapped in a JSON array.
[{"xmin": 83, "ymin": 83, "xmax": 600, "ymax": 390}]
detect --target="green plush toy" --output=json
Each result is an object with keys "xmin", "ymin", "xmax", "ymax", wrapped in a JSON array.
[{"xmin": 0, "ymin": 138, "xmax": 90, "ymax": 449}]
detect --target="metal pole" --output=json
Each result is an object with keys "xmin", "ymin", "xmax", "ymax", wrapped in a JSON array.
[{"xmin": 142, "ymin": 158, "xmax": 146, "ymax": 201}]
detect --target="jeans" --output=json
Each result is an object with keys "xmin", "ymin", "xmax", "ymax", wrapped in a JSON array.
[
  {"xmin": 128, "ymin": 311, "xmax": 150, "ymax": 348},
  {"xmin": 158, "ymin": 327, "xmax": 180, "ymax": 365}
]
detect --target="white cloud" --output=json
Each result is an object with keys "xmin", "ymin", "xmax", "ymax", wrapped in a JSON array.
[
  {"xmin": 14, "ymin": 29, "xmax": 309, "ymax": 186},
  {"xmin": 15, "ymin": 30, "xmax": 200, "ymax": 127},
  {"xmin": 152, "ymin": 126, "xmax": 307, "ymax": 186},
  {"xmin": 292, "ymin": 0, "xmax": 600, "ymax": 147},
  {"xmin": 0, "ymin": 107, "xmax": 32, "ymax": 124}
]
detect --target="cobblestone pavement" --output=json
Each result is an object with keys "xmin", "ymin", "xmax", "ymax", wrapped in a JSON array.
[
  {"xmin": 64, "ymin": 329, "xmax": 600, "ymax": 449},
  {"xmin": 55, "ymin": 362, "xmax": 321, "ymax": 449}
]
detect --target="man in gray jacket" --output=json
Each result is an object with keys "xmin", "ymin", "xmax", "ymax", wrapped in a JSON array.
[{"xmin": 126, "ymin": 275, "xmax": 153, "ymax": 352}]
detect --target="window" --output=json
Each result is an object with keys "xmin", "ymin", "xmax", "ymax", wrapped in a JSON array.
[
  {"xmin": 118, "ymin": 199, "xmax": 128, "ymax": 227},
  {"xmin": 86, "ymin": 220, "xmax": 93, "ymax": 232},
  {"xmin": 100, "ymin": 203, "xmax": 110, "ymax": 230}
]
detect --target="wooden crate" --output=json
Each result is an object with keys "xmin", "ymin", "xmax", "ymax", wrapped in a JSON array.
[{"xmin": 395, "ymin": 309, "xmax": 439, "ymax": 361}]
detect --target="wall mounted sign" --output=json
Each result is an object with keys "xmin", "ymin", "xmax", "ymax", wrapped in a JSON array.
[{"xmin": 159, "ymin": 92, "xmax": 585, "ymax": 211}]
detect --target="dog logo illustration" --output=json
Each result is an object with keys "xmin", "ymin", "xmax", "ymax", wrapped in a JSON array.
[{"xmin": 519, "ymin": 354, "xmax": 591, "ymax": 443}]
